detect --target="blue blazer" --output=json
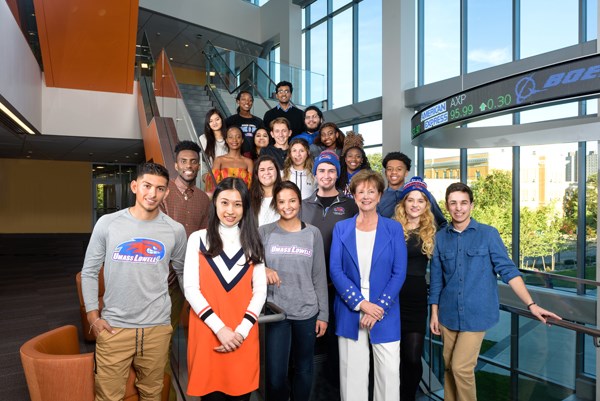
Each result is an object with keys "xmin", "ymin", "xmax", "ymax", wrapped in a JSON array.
[{"xmin": 329, "ymin": 215, "xmax": 407, "ymax": 344}]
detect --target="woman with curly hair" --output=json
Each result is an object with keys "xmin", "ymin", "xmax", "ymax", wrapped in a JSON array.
[
  {"xmin": 309, "ymin": 122, "xmax": 345, "ymax": 159},
  {"xmin": 393, "ymin": 177, "xmax": 436, "ymax": 401},
  {"xmin": 338, "ymin": 131, "xmax": 371, "ymax": 197},
  {"xmin": 282, "ymin": 138, "xmax": 316, "ymax": 199}
]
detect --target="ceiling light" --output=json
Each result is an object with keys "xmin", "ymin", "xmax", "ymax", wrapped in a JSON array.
[
  {"xmin": 141, "ymin": 63, "xmax": 149, "ymax": 69},
  {"xmin": 209, "ymin": 71, "xmax": 216, "ymax": 77},
  {"xmin": 184, "ymin": 44, "xmax": 189, "ymax": 48},
  {"xmin": 97, "ymin": 166, "xmax": 105, "ymax": 169},
  {"xmin": 169, "ymin": 57, "xmax": 173, "ymax": 61},
  {"xmin": 0, "ymin": 101, "xmax": 35, "ymax": 134}
]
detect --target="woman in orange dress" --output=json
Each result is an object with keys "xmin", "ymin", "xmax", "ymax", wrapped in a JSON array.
[
  {"xmin": 211, "ymin": 126, "xmax": 254, "ymax": 189},
  {"xmin": 183, "ymin": 177, "xmax": 267, "ymax": 401}
]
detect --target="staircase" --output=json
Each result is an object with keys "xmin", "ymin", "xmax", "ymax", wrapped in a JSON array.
[{"xmin": 178, "ymin": 84, "xmax": 215, "ymax": 136}]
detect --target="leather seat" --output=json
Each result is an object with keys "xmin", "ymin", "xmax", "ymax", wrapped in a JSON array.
[{"xmin": 20, "ymin": 325, "xmax": 170, "ymax": 401}]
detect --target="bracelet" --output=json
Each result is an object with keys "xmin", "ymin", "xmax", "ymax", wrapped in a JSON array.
[
  {"xmin": 89, "ymin": 317, "xmax": 101, "ymax": 334},
  {"xmin": 527, "ymin": 302, "xmax": 536, "ymax": 310}
]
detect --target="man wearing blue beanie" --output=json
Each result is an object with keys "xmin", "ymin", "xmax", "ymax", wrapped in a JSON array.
[{"xmin": 302, "ymin": 150, "xmax": 357, "ymax": 395}]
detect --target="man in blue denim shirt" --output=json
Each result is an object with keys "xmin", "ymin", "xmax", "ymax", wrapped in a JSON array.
[{"xmin": 429, "ymin": 182, "xmax": 560, "ymax": 401}]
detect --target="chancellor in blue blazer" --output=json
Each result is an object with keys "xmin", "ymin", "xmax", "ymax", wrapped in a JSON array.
[{"xmin": 329, "ymin": 170, "xmax": 407, "ymax": 401}]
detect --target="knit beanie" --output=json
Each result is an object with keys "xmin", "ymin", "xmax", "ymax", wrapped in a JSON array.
[
  {"xmin": 313, "ymin": 150, "xmax": 341, "ymax": 177},
  {"xmin": 399, "ymin": 176, "xmax": 434, "ymax": 203}
]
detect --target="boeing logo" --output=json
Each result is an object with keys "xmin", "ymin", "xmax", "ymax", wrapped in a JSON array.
[
  {"xmin": 515, "ymin": 64, "xmax": 600, "ymax": 104},
  {"xmin": 515, "ymin": 75, "xmax": 545, "ymax": 104}
]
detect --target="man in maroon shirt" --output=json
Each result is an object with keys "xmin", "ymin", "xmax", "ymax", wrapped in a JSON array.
[{"xmin": 160, "ymin": 140, "xmax": 210, "ymax": 401}]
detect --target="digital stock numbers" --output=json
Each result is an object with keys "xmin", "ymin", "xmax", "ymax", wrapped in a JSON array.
[{"xmin": 411, "ymin": 53, "xmax": 600, "ymax": 140}]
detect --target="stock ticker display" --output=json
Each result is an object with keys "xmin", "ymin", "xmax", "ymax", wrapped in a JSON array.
[{"xmin": 411, "ymin": 54, "xmax": 600, "ymax": 139}]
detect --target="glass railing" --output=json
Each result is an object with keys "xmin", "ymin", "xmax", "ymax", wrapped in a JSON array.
[
  {"xmin": 136, "ymin": 32, "xmax": 216, "ymax": 195},
  {"xmin": 422, "ymin": 273, "xmax": 599, "ymax": 401},
  {"xmin": 203, "ymin": 40, "xmax": 326, "ymax": 109}
]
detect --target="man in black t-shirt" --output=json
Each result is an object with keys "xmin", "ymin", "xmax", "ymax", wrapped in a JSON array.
[
  {"xmin": 225, "ymin": 90, "xmax": 264, "ymax": 155},
  {"xmin": 263, "ymin": 81, "xmax": 304, "ymax": 139}
]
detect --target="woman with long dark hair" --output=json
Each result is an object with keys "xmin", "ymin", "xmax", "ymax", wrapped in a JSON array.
[
  {"xmin": 249, "ymin": 155, "xmax": 282, "ymax": 226},
  {"xmin": 259, "ymin": 181, "xmax": 328, "ymax": 401},
  {"xmin": 200, "ymin": 108, "xmax": 228, "ymax": 165},
  {"xmin": 184, "ymin": 177, "xmax": 267, "ymax": 401}
]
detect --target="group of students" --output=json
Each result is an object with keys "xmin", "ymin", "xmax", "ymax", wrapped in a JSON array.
[{"xmin": 80, "ymin": 81, "xmax": 562, "ymax": 401}]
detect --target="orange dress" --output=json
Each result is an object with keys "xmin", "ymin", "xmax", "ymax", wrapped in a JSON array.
[
  {"xmin": 187, "ymin": 241, "xmax": 260, "ymax": 396},
  {"xmin": 211, "ymin": 167, "xmax": 252, "ymax": 188}
]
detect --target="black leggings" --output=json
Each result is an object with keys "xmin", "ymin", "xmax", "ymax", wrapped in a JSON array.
[
  {"xmin": 400, "ymin": 331, "xmax": 425, "ymax": 401},
  {"xmin": 201, "ymin": 391, "xmax": 252, "ymax": 401}
]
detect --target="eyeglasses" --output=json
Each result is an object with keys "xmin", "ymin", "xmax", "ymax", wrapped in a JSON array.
[{"xmin": 277, "ymin": 89, "xmax": 290, "ymax": 94}]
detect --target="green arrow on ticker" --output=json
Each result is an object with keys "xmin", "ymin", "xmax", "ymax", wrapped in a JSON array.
[{"xmin": 479, "ymin": 103, "xmax": 486, "ymax": 112}]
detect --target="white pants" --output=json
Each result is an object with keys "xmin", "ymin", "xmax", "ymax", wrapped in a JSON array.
[{"xmin": 338, "ymin": 324, "xmax": 400, "ymax": 401}]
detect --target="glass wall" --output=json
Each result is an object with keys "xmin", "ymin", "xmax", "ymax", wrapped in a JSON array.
[
  {"xmin": 416, "ymin": 1, "xmax": 599, "ymax": 399},
  {"xmin": 303, "ymin": 0, "xmax": 382, "ymax": 107}
]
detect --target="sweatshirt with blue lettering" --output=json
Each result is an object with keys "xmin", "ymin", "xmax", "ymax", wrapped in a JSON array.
[
  {"xmin": 81, "ymin": 209, "xmax": 187, "ymax": 328},
  {"xmin": 259, "ymin": 222, "xmax": 328, "ymax": 322}
]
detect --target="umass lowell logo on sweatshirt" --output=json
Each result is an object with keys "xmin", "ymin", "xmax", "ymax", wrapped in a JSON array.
[
  {"xmin": 112, "ymin": 238, "xmax": 166, "ymax": 264},
  {"xmin": 270, "ymin": 244, "xmax": 313, "ymax": 257}
]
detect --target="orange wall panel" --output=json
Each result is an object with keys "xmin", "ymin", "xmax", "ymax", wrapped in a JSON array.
[{"xmin": 34, "ymin": 0, "xmax": 138, "ymax": 93}]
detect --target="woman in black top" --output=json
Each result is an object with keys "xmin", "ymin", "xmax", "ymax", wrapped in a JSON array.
[{"xmin": 393, "ymin": 177, "xmax": 436, "ymax": 401}]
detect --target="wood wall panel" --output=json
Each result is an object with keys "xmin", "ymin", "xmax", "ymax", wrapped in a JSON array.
[{"xmin": 33, "ymin": 0, "xmax": 138, "ymax": 93}]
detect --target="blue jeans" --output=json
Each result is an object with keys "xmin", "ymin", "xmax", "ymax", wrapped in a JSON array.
[{"xmin": 266, "ymin": 314, "xmax": 318, "ymax": 401}]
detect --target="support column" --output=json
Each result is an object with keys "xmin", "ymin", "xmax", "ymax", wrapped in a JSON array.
[{"xmin": 382, "ymin": 0, "xmax": 416, "ymax": 165}]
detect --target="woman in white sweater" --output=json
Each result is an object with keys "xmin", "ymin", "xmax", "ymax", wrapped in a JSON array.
[{"xmin": 183, "ymin": 177, "xmax": 266, "ymax": 401}]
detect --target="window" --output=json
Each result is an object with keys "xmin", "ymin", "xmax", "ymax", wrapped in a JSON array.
[
  {"xmin": 423, "ymin": 0, "xmax": 460, "ymax": 83},
  {"xmin": 467, "ymin": 0, "xmax": 512, "ymax": 73},
  {"xmin": 520, "ymin": 0, "xmax": 578, "ymax": 58},
  {"xmin": 303, "ymin": 0, "xmax": 382, "ymax": 108}
]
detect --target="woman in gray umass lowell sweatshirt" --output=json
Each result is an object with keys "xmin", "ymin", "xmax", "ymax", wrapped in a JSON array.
[{"xmin": 258, "ymin": 181, "xmax": 329, "ymax": 401}]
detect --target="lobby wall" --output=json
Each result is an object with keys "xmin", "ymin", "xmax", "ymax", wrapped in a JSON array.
[{"xmin": 0, "ymin": 158, "xmax": 92, "ymax": 233}]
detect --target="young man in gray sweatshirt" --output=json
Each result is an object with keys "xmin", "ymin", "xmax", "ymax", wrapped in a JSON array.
[{"xmin": 81, "ymin": 162, "xmax": 187, "ymax": 401}]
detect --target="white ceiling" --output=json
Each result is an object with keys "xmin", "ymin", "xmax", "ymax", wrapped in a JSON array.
[{"xmin": 1, "ymin": 7, "xmax": 266, "ymax": 164}]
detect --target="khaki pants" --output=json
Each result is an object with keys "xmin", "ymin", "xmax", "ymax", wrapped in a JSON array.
[
  {"xmin": 440, "ymin": 325, "xmax": 485, "ymax": 401},
  {"xmin": 95, "ymin": 325, "xmax": 173, "ymax": 401}
]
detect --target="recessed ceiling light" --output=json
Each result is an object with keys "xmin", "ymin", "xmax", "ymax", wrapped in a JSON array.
[
  {"xmin": 97, "ymin": 166, "xmax": 105, "ymax": 169},
  {"xmin": 125, "ymin": 156, "xmax": 130, "ymax": 159},
  {"xmin": 134, "ymin": 153, "xmax": 139, "ymax": 156},
  {"xmin": 169, "ymin": 57, "xmax": 173, "ymax": 61},
  {"xmin": 0, "ymin": 101, "xmax": 35, "ymax": 134},
  {"xmin": 184, "ymin": 44, "xmax": 189, "ymax": 48}
]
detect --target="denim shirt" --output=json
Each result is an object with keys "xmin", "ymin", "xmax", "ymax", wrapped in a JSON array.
[{"xmin": 428, "ymin": 219, "xmax": 521, "ymax": 332}]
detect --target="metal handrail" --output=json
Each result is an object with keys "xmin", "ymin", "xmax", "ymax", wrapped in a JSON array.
[
  {"xmin": 258, "ymin": 302, "xmax": 286, "ymax": 324},
  {"xmin": 203, "ymin": 48, "xmax": 274, "ymax": 111},
  {"xmin": 500, "ymin": 304, "xmax": 600, "ymax": 345},
  {"xmin": 519, "ymin": 267, "xmax": 599, "ymax": 288}
]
